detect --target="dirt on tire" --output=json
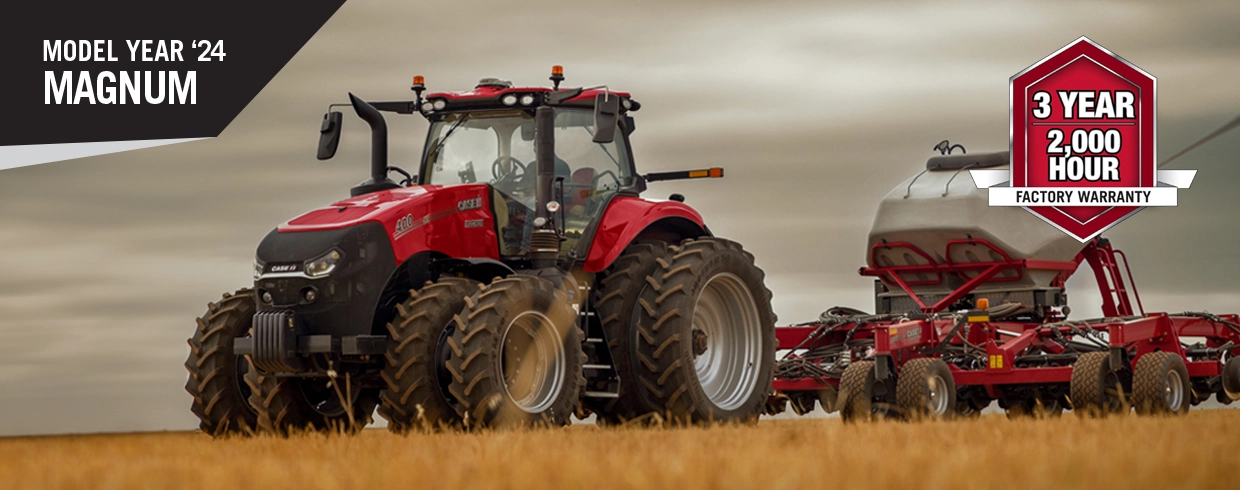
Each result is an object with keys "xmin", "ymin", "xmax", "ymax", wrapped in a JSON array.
[
  {"xmin": 585, "ymin": 241, "xmax": 669, "ymax": 424},
  {"xmin": 378, "ymin": 277, "xmax": 480, "ymax": 432},
  {"xmin": 245, "ymin": 370, "xmax": 377, "ymax": 436},
  {"xmin": 632, "ymin": 237, "xmax": 776, "ymax": 424},
  {"xmin": 184, "ymin": 289, "xmax": 259, "ymax": 436},
  {"xmin": 445, "ymin": 275, "xmax": 585, "ymax": 429}
]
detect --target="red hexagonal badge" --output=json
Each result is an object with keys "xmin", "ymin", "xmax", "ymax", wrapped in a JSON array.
[{"xmin": 974, "ymin": 37, "xmax": 1192, "ymax": 242}]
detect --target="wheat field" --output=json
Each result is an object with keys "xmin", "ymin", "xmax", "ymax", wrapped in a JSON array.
[{"xmin": 0, "ymin": 410, "xmax": 1235, "ymax": 490}]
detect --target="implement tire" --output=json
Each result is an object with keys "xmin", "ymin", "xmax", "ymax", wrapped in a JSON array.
[
  {"xmin": 1070, "ymin": 351, "xmax": 1128, "ymax": 417},
  {"xmin": 446, "ymin": 275, "xmax": 585, "ymax": 429},
  {"xmin": 586, "ymin": 241, "xmax": 669, "ymax": 424},
  {"xmin": 839, "ymin": 361, "xmax": 877, "ymax": 423},
  {"xmin": 184, "ymin": 289, "xmax": 259, "ymax": 436},
  {"xmin": 379, "ymin": 277, "xmax": 480, "ymax": 432},
  {"xmin": 1132, "ymin": 352, "xmax": 1190, "ymax": 416},
  {"xmin": 633, "ymin": 238, "xmax": 776, "ymax": 424},
  {"xmin": 896, "ymin": 358, "xmax": 955, "ymax": 421}
]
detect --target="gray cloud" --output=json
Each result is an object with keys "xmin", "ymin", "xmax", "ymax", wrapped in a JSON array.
[{"xmin": 0, "ymin": 0, "xmax": 1237, "ymax": 435}]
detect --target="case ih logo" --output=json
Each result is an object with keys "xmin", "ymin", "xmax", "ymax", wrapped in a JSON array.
[{"xmin": 971, "ymin": 37, "xmax": 1196, "ymax": 242}]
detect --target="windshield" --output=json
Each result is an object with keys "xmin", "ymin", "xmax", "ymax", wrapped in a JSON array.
[
  {"xmin": 421, "ymin": 108, "xmax": 633, "ymax": 257},
  {"xmin": 422, "ymin": 109, "xmax": 631, "ymax": 192}
]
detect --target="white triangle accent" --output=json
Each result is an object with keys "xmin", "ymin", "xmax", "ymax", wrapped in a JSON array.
[{"xmin": 0, "ymin": 138, "xmax": 206, "ymax": 171}]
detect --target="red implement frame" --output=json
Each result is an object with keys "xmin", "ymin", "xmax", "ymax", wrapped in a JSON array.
[{"xmin": 773, "ymin": 238, "xmax": 1240, "ymax": 402}]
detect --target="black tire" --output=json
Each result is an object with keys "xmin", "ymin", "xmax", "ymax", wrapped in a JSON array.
[
  {"xmin": 1132, "ymin": 352, "xmax": 1190, "ymax": 416},
  {"xmin": 839, "ymin": 361, "xmax": 876, "ymax": 423},
  {"xmin": 1070, "ymin": 351, "xmax": 1128, "ymax": 417},
  {"xmin": 245, "ymin": 370, "xmax": 379, "ymax": 436},
  {"xmin": 896, "ymin": 358, "xmax": 955, "ymax": 421},
  {"xmin": 633, "ymin": 238, "xmax": 776, "ymax": 424},
  {"xmin": 445, "ymin": 275, "xmax": 585, "ymax": 429},
  {"xmin": 586, "ymin": 241, "xmax": 669, "ymax": 423},
  {"xmin": 379, "ymin": 277, "xmax": 480, "ymax": 432},
  {"xmin": 184, "ymin": 289, "xmax": 259, "ymax": 436}
]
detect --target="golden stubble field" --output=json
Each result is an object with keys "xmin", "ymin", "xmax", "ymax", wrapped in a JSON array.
[{"xmin": 1, "ymin": 410, "xmax": 1236, "ymax": 490}]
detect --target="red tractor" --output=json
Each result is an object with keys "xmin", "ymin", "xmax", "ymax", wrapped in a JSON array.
[{"xmin": 185, "ymin": 67, "xmax": 776, "ymax": 434}]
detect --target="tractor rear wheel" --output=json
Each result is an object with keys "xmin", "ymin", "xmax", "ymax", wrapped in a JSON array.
[
  {"xmin": 184, "ymin": 289, "xmax": 259, "ymax": 436},
  {"xmin": 379, "ymin": 277, "xmax": 480, "ymax": 432},
  {"xmin": 896, "ymin": 358, "xmax": 955, "ymax": 421},
  {"xmin": 586, "ymin": 241, "xmax": 669, "ymax": 424},
  {"xmin": 245, "ymin": 371, "xmax": 379, "ymax": 435},
  {"xmin": 633, "ymin": 238, "xmax": 776, "ymax": 424},
  {"xmin": 446, "ymin": 275, "xmax": 585, "ymax": 429},
  {"xmin": 1132, "ymin": 352, "xmax": 1190, "ymax": 416},
  {"xmin": 839, "ymin": 361, "xmax": 877, "ymax": 423},
  {"xmin": 1070, "ymin": 351, "xmax": 1128, "ymax": 417}
]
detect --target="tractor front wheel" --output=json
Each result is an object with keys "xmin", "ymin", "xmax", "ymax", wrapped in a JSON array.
[
  {"xmin": 379, "ymin": 277, "xmax": 480, "ymax": 432},
  {"xmin": 184, "ymin": 289, "xmax": 259, "ymax": 436},
  {"xmin": 633, "ymin": 238, "xmax": 776, "ymax": 424},
  {"xmin": 446, "ymin": 275, "xmax": 585, "ymax": 429},
  {"xmin": 245, "ymin": 371, "xmax": 378, "ymax": 435}
]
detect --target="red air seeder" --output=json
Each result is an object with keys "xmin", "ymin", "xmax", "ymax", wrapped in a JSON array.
[{"xmin": 770, "ymin": 237, "xmax": 1240, "ymax": 419}]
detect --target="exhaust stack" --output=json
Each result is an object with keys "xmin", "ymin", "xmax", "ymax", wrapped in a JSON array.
[{"xmin": 348, "ymin": 93, "xmax": 398, "ymax": 196}]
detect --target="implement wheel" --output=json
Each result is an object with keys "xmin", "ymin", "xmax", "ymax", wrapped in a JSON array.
[
  {"xmin": 896, "ymin": 358, "xmax": 955, "ymax": 421},
  {"xmin": 633, "ymin": 238, "xmax": 776, "ymax": 424},
  {"xmin": 446, "ymin": 275, "xmax": 585, "ymax": 429},
  {"xmin": 1132, "ymin": 352, "xmax": 1190, "ymax": 416},
  {"xmin": 839, "ymin": 361, "xmax": 880, "ymax": 423},
  {"xmin": 586, "ymin": 241, "xmax": 669, "ymax": 424},
  {"xmin": 184, "ymin": 289, "xmax": 259, "ymax": 436},
  {"xmin": 379, "ymin": 277, "xmax": 480, "ymax": 432},
  {"xmin": 1070, "ymin": 351, "xmax": 1128, "ymax": 417}
]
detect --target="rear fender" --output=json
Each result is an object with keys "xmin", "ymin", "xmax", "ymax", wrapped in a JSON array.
[{"xmin": 583, "ymin": 196, "xmax": 708, "ymax": 272}]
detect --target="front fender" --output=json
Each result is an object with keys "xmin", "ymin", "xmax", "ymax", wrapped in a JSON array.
[{"xmin": 583, "ymin": 196, "xmax": 708, "ymax": 272}]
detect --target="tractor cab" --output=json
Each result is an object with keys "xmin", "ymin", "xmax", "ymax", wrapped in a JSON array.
[{"xmin": 417, "ymin": 91, "xmax": 634, "ymax": 258}]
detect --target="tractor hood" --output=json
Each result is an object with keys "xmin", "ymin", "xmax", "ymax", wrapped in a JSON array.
[{"xmin": 275, "ymin": 183, "xmax": 500, "ymax": 263}]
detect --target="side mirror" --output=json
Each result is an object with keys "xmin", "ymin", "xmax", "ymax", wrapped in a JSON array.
[
  {"xmin": 592, "ymin": 94, "xmax": 619, "ymax": 143},
  {"xmin": 317, "ymin": 111, "xmax": 343, "ymax": 160}
]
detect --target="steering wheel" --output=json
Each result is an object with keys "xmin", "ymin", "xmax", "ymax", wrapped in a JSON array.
[
  {"xmin": 490, "ymin": 156, "xmax": 527, "ymax": 185},
  {"xmin": 387, "ymin": 166, "xmax": 415, "ymax": 186}
]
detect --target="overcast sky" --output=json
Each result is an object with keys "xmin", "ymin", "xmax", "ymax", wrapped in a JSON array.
[{"xmin": 1, "ymin": 0, "xmax": 1238, "ymax": 436}]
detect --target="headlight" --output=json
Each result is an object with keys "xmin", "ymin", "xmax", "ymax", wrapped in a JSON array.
[
  {"xmin": 305, "ymin": 250, "xmax": 342, "ymax": 278},
  {"xmin": 432, "ymin": 99, "xmax": 447, "ymax": 110},
  {"xmin": 254, "ymin": 260, "xmax": 264, "ymax": 280},
  {"xmin": 519, "ymin": 94, "xmax": 535, "ymax": 106},
  {"xmin": 501, "ymin": 94, "xmax": 518, "ymax": 106}
]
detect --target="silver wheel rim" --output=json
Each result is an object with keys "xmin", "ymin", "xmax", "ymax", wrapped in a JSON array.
[
  {"xmin": 1164, "ymin": 369, "xmax": 1184, "ymax": 411},
  {"xmin": 692, "ymin": 273, "xmax": 761, "ymax": 411},
  {"xmin": 927, "ymin": 374, "xmax": 949, "ymax": 415},
  {"xmin": 501, "ymin": 311, "xmax": 565, "ymax": 414}
]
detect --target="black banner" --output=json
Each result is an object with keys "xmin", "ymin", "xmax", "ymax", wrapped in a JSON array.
[{"xmin": 0, "ymin": 1, "xmax": 345, "ymax": 147}]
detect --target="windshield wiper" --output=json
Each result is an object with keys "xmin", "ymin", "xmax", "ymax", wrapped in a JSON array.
[{"xmin": 429, "ymin": 115, "xmax": 471, "ymax": 170}]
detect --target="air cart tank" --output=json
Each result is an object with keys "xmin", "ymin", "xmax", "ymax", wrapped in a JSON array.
[{"xmin": 866, "ymin": 150, "xmax": 1083, "ymax": 315}]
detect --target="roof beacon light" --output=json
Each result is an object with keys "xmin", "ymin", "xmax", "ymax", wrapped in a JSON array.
[
  {"xmin": 550, "ymin": 65, "xmax": 565, "ymax": 90},
  {"xmin": 411, "ymin": 75, "xmax": 426, "ymax": 105}
]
